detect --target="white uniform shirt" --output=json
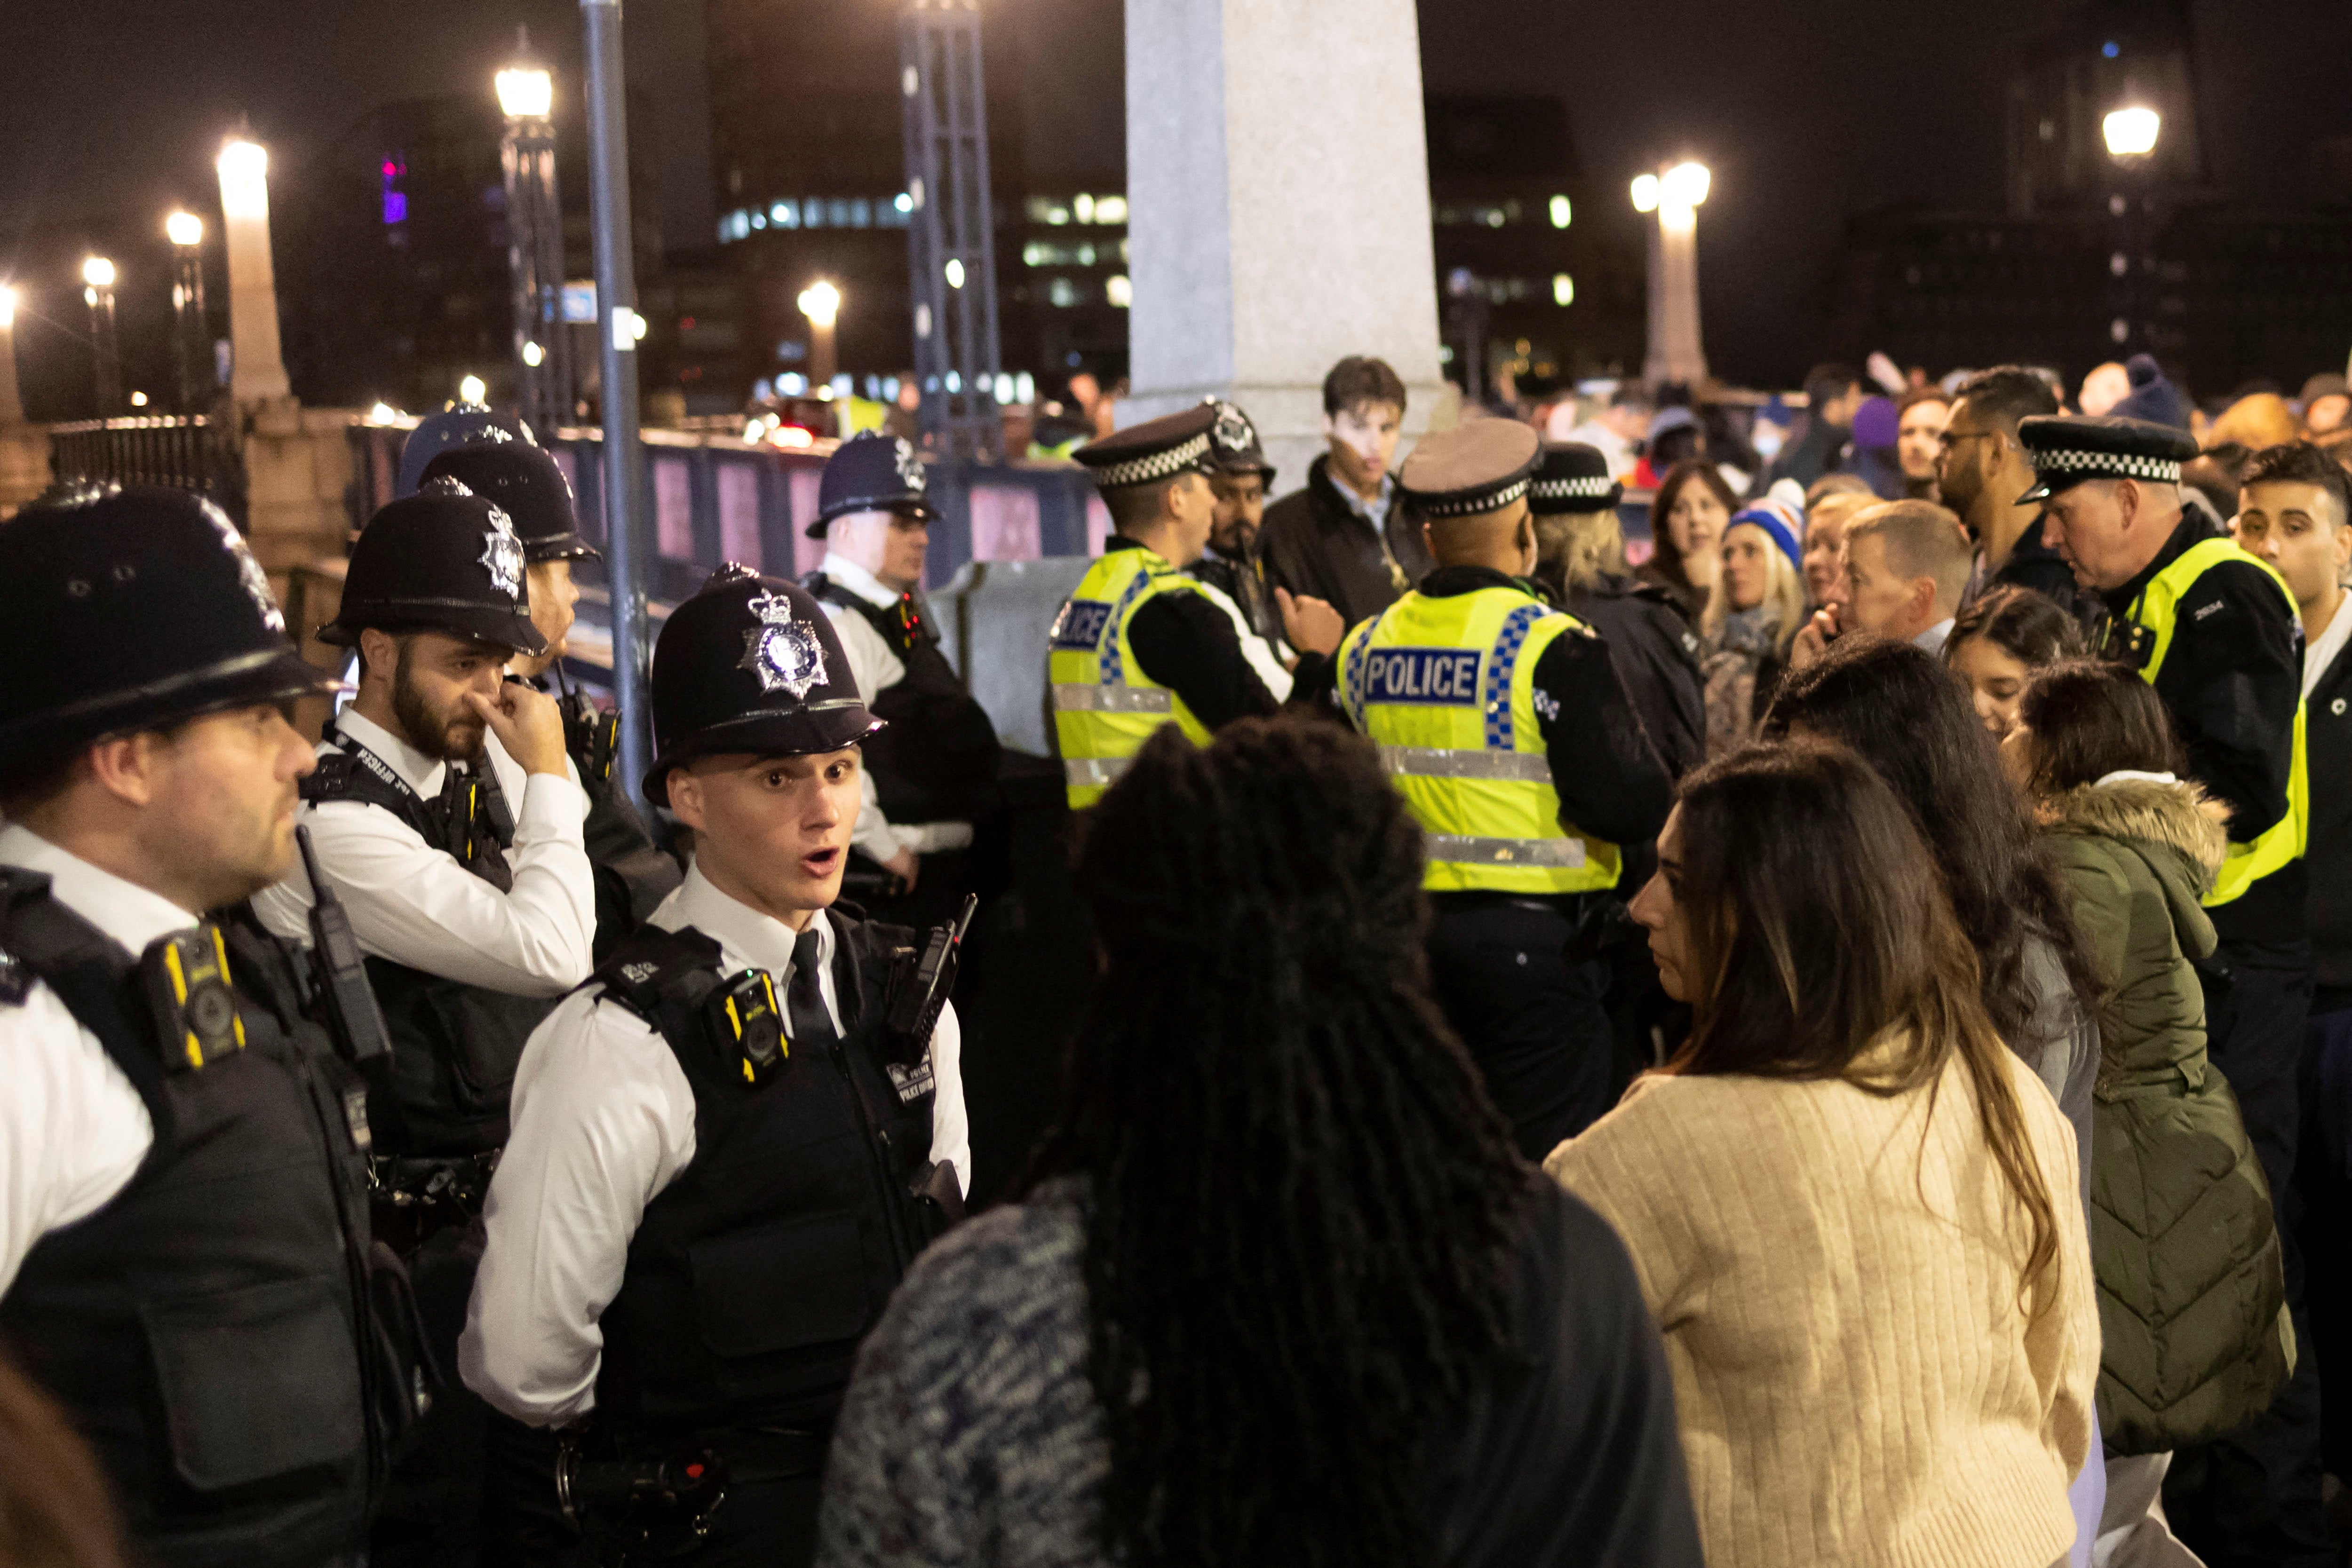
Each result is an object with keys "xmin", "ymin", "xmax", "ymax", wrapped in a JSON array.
[
  {"xmin": 814, "ymin": 554, "xmax": 975, "ymax": 862},
  {"xmin": 0, "ymin": 826, "xmax": 196, "ymax": 1292},
  {"xmin": 457, "ymin": 865, "xmax": 971, "ymax": 1426},
  {"xmin": 252, "ymin": 710, "xmax": 596, "ymax": 996}
]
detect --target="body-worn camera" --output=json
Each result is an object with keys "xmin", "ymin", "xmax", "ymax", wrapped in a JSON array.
[
  {"xmin": 140, "ymin": 926, "xmax": 245, "ymax": 1071},
  {"xmin": 707, "ymin": 968, "xmax": 787, "ymax": 1085}
]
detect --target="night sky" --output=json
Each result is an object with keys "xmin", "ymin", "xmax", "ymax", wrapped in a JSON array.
[{"xmin": 0, "ymin": 0, "xmax": 2343, "ymax": 386}]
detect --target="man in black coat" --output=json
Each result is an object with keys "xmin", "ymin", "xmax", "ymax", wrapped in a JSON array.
[
  {"xmin": 1256, "ymin": 356, "xmax": 1432, "ymax": 627},
  {"xmin": 1939, "ymin": 365, "xmax": 2080, "ymax": 617}
]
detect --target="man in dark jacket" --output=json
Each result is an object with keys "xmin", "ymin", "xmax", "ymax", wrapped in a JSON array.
[
  {"xmin": 1940, "ymin": 365, "xmax": 2080, "ymax": 617},
  {"xmin": 1759, "ymin": 363, "xmax": 1862, "ymax": 493},
  {"xmin": 1257, "ymin": 355, "xmax": 1432, "ymax": 627}
]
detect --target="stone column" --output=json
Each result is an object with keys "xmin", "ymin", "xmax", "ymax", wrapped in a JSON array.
[
  {"xmin": 0, "ymin": 287, "xmax": 48, "ymax": 517},
  {"xmin": 216, "ymin": 137, "xmax": 293, "ymax": 406},
  {"xmin": 1121, "ymin": 0, "xmax": 1447, "ymax": 491},
  {"xmin": 1640, "ymin": 166, "xmax": 1709, "ymax": 388}
]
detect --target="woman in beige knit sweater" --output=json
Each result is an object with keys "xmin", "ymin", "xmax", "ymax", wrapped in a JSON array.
[{"xmin": 1547, "ymin": 739, "xmax": 2100, "ymax": 1568}]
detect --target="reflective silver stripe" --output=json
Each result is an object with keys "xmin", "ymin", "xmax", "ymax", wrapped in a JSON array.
[
  {"xmin": 1378, "ymin": 744, "xmax": 1551, "ymax": 783},
  {"xmin": 1425, "ymin": 833, "xmax": 1587, "ymax": 868},
  {"xmin": 1064, "ymin": 756, "xmax": 1131, "ymax": 789},
  {"xmin": 1050, "ymin": 683, "xmax": 1172, "ymax": 714}
]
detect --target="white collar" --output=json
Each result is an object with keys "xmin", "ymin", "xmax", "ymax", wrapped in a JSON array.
[
  {"xmin": 2306, "ymin": 596, "xmax": 2352, "ymax": 701},
  {"xmin": 331, "ymin": 708, "xmax": 447, "ymax": 798},
  {"xmin": 820, "ymin": 554, "xmax": 906, "ymax": 610},
  {"xmin": 0, "ymin": 824, "xmax": 203, "ymax": 953},
  {"xmin": 2094, "ymin": 769, "xmax": 2178, "ymax": 788},
  {"xmin": 652, "ymin": 862, "xmax": 834, "ymax": 980},
  {"xmin": 1912, "ymin": 617, "xmax": 1955, "ymax": 655}
]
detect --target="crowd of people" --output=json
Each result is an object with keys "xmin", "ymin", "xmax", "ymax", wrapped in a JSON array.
[{"xmin": 2, "ymin": 333, "xmax": 2352, "ymax": 1568}]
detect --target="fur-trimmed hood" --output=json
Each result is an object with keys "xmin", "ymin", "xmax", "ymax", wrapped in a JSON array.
[{"xmin": 2042, "ymin": 775, "xmax": 2227, "ymax": 946}]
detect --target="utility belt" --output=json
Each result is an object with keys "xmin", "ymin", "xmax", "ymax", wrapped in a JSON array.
[{"xmin": 557, "ymin": 1423, "xmax": 827, "ymax": 1562}]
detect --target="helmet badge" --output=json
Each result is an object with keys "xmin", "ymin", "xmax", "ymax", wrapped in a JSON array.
[
  {"xmin": 739, "ymin": 589, "xmax": 829, "ymax": 698},
  {"xmin": 893, "ymin": 437, "xmax": 926, "ymax": 493},
  {"xmin": 479, "ymin": 504, "xmax": 526, "ymax": 598}
]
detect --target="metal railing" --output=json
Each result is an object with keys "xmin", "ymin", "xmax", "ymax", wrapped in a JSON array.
[{"xmin": 49, "ymin": 415, "xmax": 247, "ymax": 528}]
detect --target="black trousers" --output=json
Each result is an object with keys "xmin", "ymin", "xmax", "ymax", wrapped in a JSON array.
[
  {"xmin": 2166, "ymin": 958, "xmax": 2330, "ymax": 1568},
  {"xmin": 588, "ymin": 1477, "xmax": 821, "ymax": 1568},
  {"xmin": 2303, "ymin": 1002, "xmax": 2352, "ymax": 1481},
  {"xmin": 370, "ymin": 1221, "xmax": 489, "ymax": 1568},
  {"xmin": 1426, "ymin": 898, "xmax": 1614, "ymax": 1161}
]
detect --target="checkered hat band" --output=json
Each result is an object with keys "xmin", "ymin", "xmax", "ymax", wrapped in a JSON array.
[
  {"xmin": 1089, "ymin": 433, "xmax": 1212, "ymax": 489},
  {"xmin": 1415, "ymin": 477, "xmax": 1532, "ymax": 518},
  {"xmin": 2032, "ymin": 450, "xmax": 2182, "ymax": 484},
  {"xmin": 1530, "ymin": 475, "xmax": 1615, "ymax": 501}
]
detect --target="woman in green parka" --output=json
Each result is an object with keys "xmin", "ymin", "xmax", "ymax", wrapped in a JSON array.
[{"xmin": 2003, "ymin": 659, "xmax": 2292, "ymax": 1565}]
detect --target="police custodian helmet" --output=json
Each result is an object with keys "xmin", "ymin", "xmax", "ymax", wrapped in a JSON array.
[
  {"xmin": 419, "ymin": 441, "xmax": 598, "ymax": 563},
  {"xmin": 643, "ymin": 564, "xmax": 882, "ymax": 805},
  {"xmin": 0, "ymin": 484, "xmax": 336, "ymax": 776},
  {"xmin": 810, "ymin": 430, "xmax": 938, "ymax": 539},
  {"xmin": 395, "ymin": 403, "xmax": 534, "ymax": 498},
  {"xmin": 315, "ymin": 478, "xmax": 548, "ymax": 656}
]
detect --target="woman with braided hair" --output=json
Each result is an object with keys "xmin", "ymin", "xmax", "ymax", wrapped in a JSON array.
[{"xmin": 817, "ymin": 714, "xmax": 1701, "ymax": 1568}]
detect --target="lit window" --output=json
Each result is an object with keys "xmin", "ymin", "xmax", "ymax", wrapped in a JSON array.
[
  {"xmin": 1073, "ymin": 193, "xmax": 1095, "ymax": 222},
  {"xmin": 1105, "ymin": 274, "xmax": 1132, "ymax": 308},
  {"xmin": 1025, "ymin": 196, "xmax": 1055, "ymax": 222},
  {"xmin": 1049, "ymin": 277, "xmax": 1079, "ymax": 308},
  {"xmin": 1077, "ymin": 244, "xmax": 1096, "ymax": 266},
  {"xmin": 850, "ymin": 198, "xmax": 871, "ymax": 228},
  {"xmin": 946, "ymin": 257, "xmax": 966, "ymax": 288},
  {"xmin": 896, "ymin": 192, "xmax": 914, "ymax": 214},
  {"xmin": 1485, "ymin": 208, "xmax": 1504, "ymax": 228},
  {"xmin": 1016, "ymin": 371, "xmax": 1035, "ymax": 403},
  {"xmin": 1549, "ymin": 194, "xmax": 1571, "ymax": 229},
  {"xmin": 1095, "ymin": 195, "xmax": 1128, "ymax": 224},
  {"xmin": 828, "ymin": 199, "xmax": 851, "ymax": 227},
  {"xmin": 1119, "ymin": 239, "xmax": 1130, "ymax": 262},
  {"xmin": 1552, "ymin": 272, "xmax": 1574, "ymax": 306},
  {"xmin": 730, "ymin": 210, "xmax": 752, "ymax": 241},
  {"xmin": 770, "ymin": 200, "xmax": 795, "ymax": 227},
  {"xmin": 1045, "ymin": 203, "xmax": 1070, "ymax": 226},
  {"xmin": 750, "ymin": 211, "xmax": 766, "ymax": 229}
]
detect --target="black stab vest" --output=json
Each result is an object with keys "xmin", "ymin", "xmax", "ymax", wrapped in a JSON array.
[
  {"xmin": 589, "ymin": 912, "xmax": 941, "ymax": 1439},
  {"xmin": 807, "ymin": 574, "xmax": 1001, "ymax": 825},
  {"xmin": 0, "ymin": 874, "xmax": 381, "ymax": 1568},
  {"xmin": 300, "ymin": 733, "xmax": 556, "ymax": 1156},
  {"xmin": 544, "ymin": 682, "xmax": 685, "ymax": 964}
]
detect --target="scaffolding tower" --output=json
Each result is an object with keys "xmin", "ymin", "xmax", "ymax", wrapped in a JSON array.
[{"xmin": 899, "ymin": 0, "xmax": 1002, "ymax": 459}]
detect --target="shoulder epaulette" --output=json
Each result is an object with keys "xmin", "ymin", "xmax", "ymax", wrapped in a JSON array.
[{"xmin": 592, "ymin": 925, "xmax": 726, "ymax": 1022}]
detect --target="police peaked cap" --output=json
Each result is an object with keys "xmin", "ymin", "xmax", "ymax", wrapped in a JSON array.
[
  {"xmin": 2014, "ymin": 415, "xmax": 2201, "ymax": 505},
  {"xmin": 316, "ymin": 479, "xmax": 548, "ymax": 655},
  {"xmin": 1202, "ymin": 397, "xmax": 1276, "ymax": 483},
  {"xmin": 0, "ymin": 485, "xmax": 336, "ymax": 767},
  {"xmin": 1074, "ymin": 403, "xmax": 1221, "ymax": 490},
  {"xmin": 1527, "ymin": 441, "xmax": 1622, "ymax": 515},
  {"xmin": 395, "ymin": 404, "xmax": 536, "ymax": 499},
  {"xmin": 643, "ymin": 564, "xmax": 882, "ymax": 805},
  {"xmin": 1399, "ymin": 419, "xmax": 1542, "ymax": 518},
  {"xmin": 810, "ymin": 430, "xmax": 938, "ymax": 537},
  {"xmin": 421, "ymin": 441, "xmax": 598, "ymax": 563}
]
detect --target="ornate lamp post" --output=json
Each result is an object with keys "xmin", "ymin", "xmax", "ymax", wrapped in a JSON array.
[
  {"xmin": 166, "ymin": 211, "xmax": 209, "ymax": 412},
  {"xmin": 498, "ymin": 37, "xmax": 571, "ymax": 433},
  {"xmin": 82, "ymin": 257, "xmax": 121, "ymax": 417}
]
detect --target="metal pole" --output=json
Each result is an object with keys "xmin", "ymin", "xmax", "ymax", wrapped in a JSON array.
[
  {"xmin": 87, "ymin": 284, "xmax": 121, "ymax": 417},
  {"xmin": 172, "ymin": 245, "xmax": 207, "ymax": 412},
  {"xmin": 500, "ymin": 114, "xmax": 539, "ymax": 429},
  {"xmin": 582, "ymin": 0, "xmax": 651, "ymax": 803}
]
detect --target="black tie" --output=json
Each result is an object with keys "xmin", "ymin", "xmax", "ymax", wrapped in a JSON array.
[{"xmin": 786, "ymin": 926, "xmax": 836, "ymax": 1052}]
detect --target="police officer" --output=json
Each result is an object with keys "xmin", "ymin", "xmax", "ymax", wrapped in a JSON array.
[
  {"xmin": 2022, "ymin": 412, "xmax": 2321, "ymax": 1564},
  {"xmin": 801, "ymin": 431, "xmax": 1000, "ymax": 927},
  {"xmin": 1192, "ymin": 397, "xmax": 1292, "ymax": 672},
  {"xmin": 1527, "ymin": 442, "xmax": 1705, "ymax": 782},
  {"xmin": 460, "ymin": 566, "xmax": 969, "ymax": 1568},
  {"xmin": 1334, "ymin": 420, "xmax": 1673, "ymax": 1158},
  {"xmin": 251, "ymin": 479, "xmax": 597, "ymax": 1565},
  {"xmin": 1050, "ymin": 403, "xmax": 1344, "ymax": 808},
  {"xmin": 422, "ymin": 439, "xmax": 683, "ymax": 957},
  {"xmin": 0, "ymin": 487, "xmax": 401, "ymax": 1566}
]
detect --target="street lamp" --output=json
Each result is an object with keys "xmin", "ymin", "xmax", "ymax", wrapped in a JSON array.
[
  {"xmin": 799, "ymin": 280, "xmax": 841, "ymax": 390},
  {"xmin": 165, "ymin": 211, "xmax": 210, "ymax": 412},
  {"xmin": 2102, "ymin": 107, "xmax": 2162, "ymax": 351},
  {"xmin": 82, "ymin": 256, "xmax": 122, "ymax": 416},
  {"xmin": 1635, "ymin": 161, "xmax": 1711, "ymax": 388},
  {"xmin": 498, "ymin": 30, "xmax": 569, "ymax": 434},
  {"xmin": 0, "ymin": 285, "xmax": 24, "ymax": 426},
  {"xmin": 2103, "ymin": 107, "xmax": 2161, "ymax": 158}
]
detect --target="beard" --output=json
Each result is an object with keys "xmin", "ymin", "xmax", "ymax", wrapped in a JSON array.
[{"xmin": 391, "ymin": 644, "xmax": 486, "ymax": 762}]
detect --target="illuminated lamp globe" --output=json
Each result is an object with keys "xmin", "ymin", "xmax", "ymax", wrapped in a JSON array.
[
  {"xmin": 1630, "ymin": 173, "xmax": 1660, "ymax": 214},
  {"xmin": 82, "ymin": 256, "xmax": 116, "ymax": 289},
  {"xmin": 2103, "ymin": 106, "xmax": 2160, "ymax": 158},
  {"xmin": 1661, "ymin": 162, "xmax": 1711, "ymax": 209},
  {"xmin": 797, "ymin": 280, "xmax": 841, "ymax": 328},
  {"xmin": 497, "ymin": 65, "xmax": 553, "ymax": 121},
  {"xmin": 166, "ymin": 211, "xmax": 204, "ymax": 247}
]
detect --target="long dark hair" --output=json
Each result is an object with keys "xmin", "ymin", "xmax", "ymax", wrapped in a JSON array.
[
  {"xmin": 1763, "ymin": 636, "xmax": 2102, "ymax": 1058},
  {"xmin": 1646, "ymin": 458, "xmax": 1737, "ymax": 598},
  {"xmin": 1669, "ymin": 739, "xmax": 2060, "ymax": 1292},
  {"xmin": 2015, "ymin": 658, "xmax": 2184, "ymax": 797},
  {"xmin": 1026, "ymin": 716, "xmax": 1530, "ymax": 1568},
  {"xmin": 1943, "ymin": 584, "xmax": 2084, "ymax": 672}
]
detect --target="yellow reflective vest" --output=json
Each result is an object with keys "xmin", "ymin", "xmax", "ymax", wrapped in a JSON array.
[
  {"xmin": 1047, "ymin": 546, "xmax": 1216, "ymax": 808},
  {"xmin": 1336, "ymin": 583, "xmax": 1619, "ymax": 894},
  {"xmin": 2125, "ymin": 535, "xmax": 2308, "ymax": 908}
]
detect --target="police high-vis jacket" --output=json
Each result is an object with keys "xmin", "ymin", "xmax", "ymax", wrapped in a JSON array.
[
  {"xmin": 1048, "ymin": 538, "xmax": 1305, "ymax": 808},
  {"xmin": 2095, "ymin": 514, "xmax": 2308, "ymax": 946},
  {"xmin": 1337, "ymin": 567, "xmax": 1673, "ymax": 895}
]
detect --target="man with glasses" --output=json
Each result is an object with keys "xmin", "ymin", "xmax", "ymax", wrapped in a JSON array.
[{"xmin": 1935, "ymin": 365, "xmax": 2080, "ymax": 615}]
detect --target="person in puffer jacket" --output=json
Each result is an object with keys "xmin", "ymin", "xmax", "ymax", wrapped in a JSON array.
[{"xmin": 2004, "ymin": 659, "xmax": 2293, "ymax": 1568}]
